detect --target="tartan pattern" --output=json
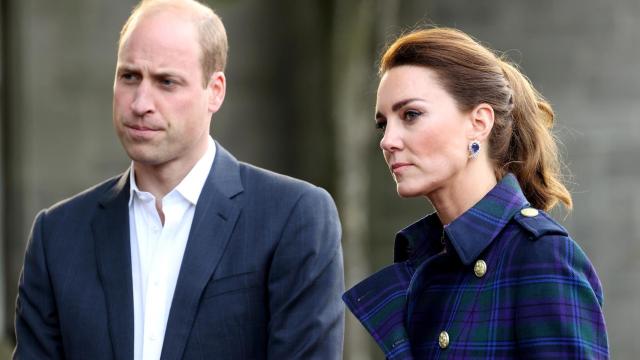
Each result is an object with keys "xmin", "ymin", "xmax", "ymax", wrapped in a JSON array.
[
  {"xmin": 343, "ymin": 263, "xmax": 414, "ymax": 359},
  {"xmin": 344, "ymin": 174, "xmax": 609, "ymax": 359}
]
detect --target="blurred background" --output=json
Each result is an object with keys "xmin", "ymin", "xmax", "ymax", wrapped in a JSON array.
[{"xmin": 1, "ymin": 0, "xmax": 639, "ymax": 358}]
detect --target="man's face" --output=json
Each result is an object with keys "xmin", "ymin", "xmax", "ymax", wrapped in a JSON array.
[{"xmin": 113, "ymin": 11, "xmax": 223, "ymax": 169}]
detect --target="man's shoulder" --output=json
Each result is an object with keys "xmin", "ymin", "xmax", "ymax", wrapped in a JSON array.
[
  {"xmin": 238, "ymin": 161, "xmax": 323, "ymax": 196},
  {"xmin": 44, "ymin": 173, "xmax": 125, "ymax": 217},
  {"xmin": 234, "ymin": 161, "xmax": 337, "ymax": 215}
]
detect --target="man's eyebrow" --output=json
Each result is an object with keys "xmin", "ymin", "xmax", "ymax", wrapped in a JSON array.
[
  {"xmin": 153, "ymin": 71, "xmax": 182, "ymax": 78},
  {"xmin": 115, "ymin": 65, "xmax": 139, "ymax": 74},
  {"xmin": 115, "ymin": 66, "xmax": 185, "ymax": 80}
]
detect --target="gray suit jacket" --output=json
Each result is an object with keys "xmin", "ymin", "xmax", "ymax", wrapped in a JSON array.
[{"xmin": 14, "ymin": 142, "xmax": 344, "ymax": 359}]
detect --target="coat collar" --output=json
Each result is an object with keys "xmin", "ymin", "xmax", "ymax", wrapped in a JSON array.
[
  {"xmin": 342, "ymin": 263, "xmax": 415, "ymax": 360},
  {"xmin": 395, "ymin": 173, "xmax": 530, "ymax": 267},
  {"xmin": 344, "ymin": 174, "xmax": 530, "ymax": 359}
]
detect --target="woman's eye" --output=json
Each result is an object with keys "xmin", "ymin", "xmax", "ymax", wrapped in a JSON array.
[
  {"xmin": 375, "ymin": 121, "xmax": 387, "ymax": 131},
  {"xmin": 403, "ymin": 110, "xmax": 421, "ymax": 121}
]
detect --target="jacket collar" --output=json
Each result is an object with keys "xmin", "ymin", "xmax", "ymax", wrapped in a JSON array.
[
  {"xmin": 161, "ymin": 141, "xmax": 243, "ymax": 359},
  {"xmin": 395, "ymin": 173, "xmax": 529, "ymax": 266},
  {"xmin": 93, "ymin": 141, "xmax": 244, "ymax": 360}
]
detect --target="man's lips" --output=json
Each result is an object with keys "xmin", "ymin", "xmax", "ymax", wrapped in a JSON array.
[
  {"xmin": 125, "ymin": 124, "xmax": 162, "ymax": 131},
  {"xmin": 124, "ymin": 123, "xmax": 163, "ymax": 139}
]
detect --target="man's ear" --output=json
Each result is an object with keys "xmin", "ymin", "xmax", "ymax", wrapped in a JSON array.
[
  {"xmin": 207, "ymin": 71, "xmax": 226, "ymax": 114},
  {"xmin": 467, "ymin": 103, "xmax": 495, "ymax": 142}
]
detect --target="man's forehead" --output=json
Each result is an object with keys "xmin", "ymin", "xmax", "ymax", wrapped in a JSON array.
[
  {"xmin": 119, "ymin": 15, "xmax": 201, "ymax": 58},
  {"xmin": 115, "ymin": 17, "xmax": 203, "ymax": 81},
  {"xmin": 120, "ymin": 9, "xmax": 199, "ymax": 50}
]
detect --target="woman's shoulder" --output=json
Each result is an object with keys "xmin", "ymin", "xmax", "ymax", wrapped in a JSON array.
[
  {"xmin": 511, "ymin": 207, "xmax": 569, "ymax": 239},
  {"xmin": 501, "ymin": 207, "xmax": 604, "ymax": 305},
  {"xmin": 506, "ymin": 207, "xmax": 585, "ymax": 265}
]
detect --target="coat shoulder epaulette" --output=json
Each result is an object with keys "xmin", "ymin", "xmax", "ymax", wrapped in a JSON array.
[{"xmin": 512, "ymin": 207, "xmax": 568, "ymax": 240}]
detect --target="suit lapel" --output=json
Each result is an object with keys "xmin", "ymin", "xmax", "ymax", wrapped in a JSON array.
[
  {"xmin": 92, "ymin": 172, "xmax": 134, "ymax": 360},
  {"xmin": 161, "ymin": 143, "xmax": 244, "ymax": 360}
]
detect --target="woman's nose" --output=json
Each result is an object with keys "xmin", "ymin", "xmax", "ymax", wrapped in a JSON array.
[{"xmin": 380, "ymin": 122, "xmax": 402, "ymax": 152}]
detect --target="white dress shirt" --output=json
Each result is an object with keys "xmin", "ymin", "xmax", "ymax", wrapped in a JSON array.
[{"xmin": 129, "ymin": 137, "xmax": 216, "ymax": 360}]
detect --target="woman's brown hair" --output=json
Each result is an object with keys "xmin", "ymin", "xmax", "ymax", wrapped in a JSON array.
[{"xmin": 380, "ymin": 28, "xmax": 571, "ymax": 211}]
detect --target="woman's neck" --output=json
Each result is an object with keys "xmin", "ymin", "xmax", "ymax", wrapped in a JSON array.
[{"xmin": 429, "ymin": 163, "xmax": 497, "ymax": 226}]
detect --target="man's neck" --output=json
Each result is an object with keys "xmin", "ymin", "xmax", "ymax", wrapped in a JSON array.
[
  {"xmin": 133, "ymin": 144, "xmax": 209, "ymax": 202},
  {"xmin": 134, "ymin": 158, "xmax": 197, "ymax": 225},
  {"xmin": 134, "ymin": 162, "xmax": 184, "ymax": 198}
]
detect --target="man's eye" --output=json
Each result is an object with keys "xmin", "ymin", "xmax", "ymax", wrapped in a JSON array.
[
  {"xmin": 160, "ymin": 79, "xmax": 176, "ymax": 87},
  {"xmin": 120, "ymin": 73, "xmax": 141, "ymax": 83}
]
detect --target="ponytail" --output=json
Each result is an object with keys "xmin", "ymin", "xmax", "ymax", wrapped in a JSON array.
[{"xmin": 498, "ymin": 61, "xmax": 572, "ymax": 211}]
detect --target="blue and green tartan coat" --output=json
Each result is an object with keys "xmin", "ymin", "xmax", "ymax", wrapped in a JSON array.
[{"xmin": 343, "ymin": 174, "xmax": 609, "ymax": 359}]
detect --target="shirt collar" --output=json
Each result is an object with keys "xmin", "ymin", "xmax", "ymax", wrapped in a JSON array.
[
  {"xmin": 395, "ymin": 173, "xmax": 530, "ymax": 266},
  {"xmin": 128, "ymin": 167, "xmax": 140, "ymax": 207},
  {"xmin": 128, "ymin": 136, "xmax": 217, "ymax": 206}
]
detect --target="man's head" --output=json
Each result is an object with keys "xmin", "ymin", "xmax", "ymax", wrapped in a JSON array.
[
  {"xmin": 119, "ymin": 0, "xmax": 228, "ymax": 86},
  {"xmin": 113, "ymin": 0, "xmax": 226, "ymax": 170}
]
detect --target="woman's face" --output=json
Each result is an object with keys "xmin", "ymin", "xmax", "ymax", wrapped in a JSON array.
[{"xmin": 375, "ymin": 65, "xmax": 472, "ymax": 198}]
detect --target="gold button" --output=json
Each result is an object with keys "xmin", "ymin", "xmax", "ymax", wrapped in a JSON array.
[
  {"xmin": 474, "ymin": 259, "xmax": 487, "ymax": 278},
  {"xmin": 520, "ymin": 207, "xmax": 539, "ymax": 217},
  {"xmin": 438, "ymin": 330, "xmax": 449, "ymax": 349}
]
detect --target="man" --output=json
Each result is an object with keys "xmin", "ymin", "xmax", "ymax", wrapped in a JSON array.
[{"xmin": 14, "ymin": 0, "xmax": 344, "ymax": 359}]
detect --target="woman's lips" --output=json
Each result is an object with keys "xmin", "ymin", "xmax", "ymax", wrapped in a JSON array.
[{"xmin": 390, "ymin": 162, "xmax": 412, "ymax": 174}]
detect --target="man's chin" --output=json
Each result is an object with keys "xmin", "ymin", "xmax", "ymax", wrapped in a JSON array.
[{"xmin": 125, "ymin": 149, "xmax": 167, "ymax": 167}]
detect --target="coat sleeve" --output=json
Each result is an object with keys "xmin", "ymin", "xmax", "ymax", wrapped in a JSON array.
[
  {"xmin": 14, "ymin": 210, "xmax": 65, "ymax": 359},
  {"xmin": 513, "ymin": 233, "xmax": 609, "ymax": 359},
  {"xmin": 266, "ymin": 186, "xmax": 344, "ymax": 359}
]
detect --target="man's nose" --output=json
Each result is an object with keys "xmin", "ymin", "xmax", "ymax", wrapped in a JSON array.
[{"xmin": 130, "ymin": 82, "xmax": 155, "ymax": 116}]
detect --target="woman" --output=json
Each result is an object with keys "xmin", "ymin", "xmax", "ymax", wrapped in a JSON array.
[{"xmin": 343, "ymin": 28, "xmax": 609, "ymax": 359}]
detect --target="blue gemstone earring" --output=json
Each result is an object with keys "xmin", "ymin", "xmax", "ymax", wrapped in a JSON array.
[{"xmin": 468, "ymin": 140, "xmax": 481, "ymax": 159}]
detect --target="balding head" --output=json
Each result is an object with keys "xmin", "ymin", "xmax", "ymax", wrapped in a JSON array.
[{"xmin": 119, "ymin": 0, "xmax": 227, "ymax": 87}]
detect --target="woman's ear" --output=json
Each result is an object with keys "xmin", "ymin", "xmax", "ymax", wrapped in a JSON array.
[{"xmin": 467, "ymin": 103, "xmax": 495, "ymax": 142}]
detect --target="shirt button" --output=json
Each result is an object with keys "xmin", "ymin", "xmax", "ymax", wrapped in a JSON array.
[
  {"xmin": 520, "ymin": 207, "xmax": 539, "ymax": 217},
  {"xmin": 438, "ymin": 330, "xmax": 449, "ymax": 349},
  {"xmin": 474, "ymin": 259, "xmax": 487, "ymax": 278}
]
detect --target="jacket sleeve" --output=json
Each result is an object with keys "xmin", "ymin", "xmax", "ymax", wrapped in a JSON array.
[
  {"xmin": 266, "ymin": 186, "xmax": 344, "ymax": 359},
  {"xmin": 513, "ymin": 233, "xmax": 609, "ymax": 359},
  {"xmin": 14, "ymin": 211, "xmax": 65, "ymax": 359}
]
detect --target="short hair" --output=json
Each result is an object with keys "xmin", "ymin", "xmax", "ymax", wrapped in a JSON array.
[
  {"xmin": 118, "ymin": 0, "xmax": 228, "ymax": 87},
  {"xmin": 380, "ymin": 28, "xmax": 571, "ymax": 211}
]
